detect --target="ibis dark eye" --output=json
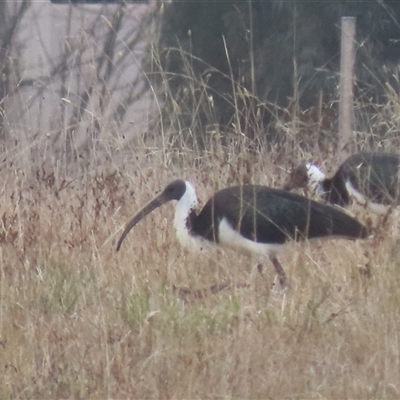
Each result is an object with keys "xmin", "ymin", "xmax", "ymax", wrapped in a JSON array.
[{"xmin": 162, "ymin": 180, "xmax": 187, "ymax": 200}]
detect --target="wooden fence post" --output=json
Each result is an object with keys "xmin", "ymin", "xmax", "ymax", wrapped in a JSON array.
[{"xmin": 338, "ymin": 16, "xmax": 356, "ymax": 161}]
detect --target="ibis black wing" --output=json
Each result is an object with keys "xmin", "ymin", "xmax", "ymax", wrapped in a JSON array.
[
  {"xmin": 337, "ymin": 152, "xmax": 399, "ymax": 205},
  {"xmin": 195, "ymin": 186, "xmax": 368, "ymax": 245}
]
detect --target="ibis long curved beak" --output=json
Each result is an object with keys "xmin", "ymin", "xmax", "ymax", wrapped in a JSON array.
[{"xmin": 116, "ymin": 193, "xmax": 171, "ymax": 251}]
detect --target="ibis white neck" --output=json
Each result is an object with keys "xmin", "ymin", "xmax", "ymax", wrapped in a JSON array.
[
  {"xmin": 306, "ymin": 163, "xmax": 326, "ymax": 197},
  {"xmin": 173, "ymin": 181, "xmax": 200, "ymax": 248}
]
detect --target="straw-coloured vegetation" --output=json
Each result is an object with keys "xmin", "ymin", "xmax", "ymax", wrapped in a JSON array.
[
  {"xmin": 0, "ymin": 144, "xmax": 400, "ymax": 398},
  {"xmin": 1, "ymin": 1, "xmax": 400, "ymax": 398}
]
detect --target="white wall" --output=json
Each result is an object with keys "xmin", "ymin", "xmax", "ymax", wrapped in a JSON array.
[{"xmin": 4, "ymin": 1, "xmax": 156, "ymax": 161}]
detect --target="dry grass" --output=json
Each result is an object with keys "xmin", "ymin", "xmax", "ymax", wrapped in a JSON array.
[
  {"xmin": 3, "ymin": 9, "xmax": 400, "ymax": 396},
  {"xmin": 0, "ymin": 144, "xmax": 399, "ymax": 399}
]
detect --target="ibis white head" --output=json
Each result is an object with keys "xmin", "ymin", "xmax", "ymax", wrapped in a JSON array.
[{"xmin": 284, "ymin": 162, "xmax": 326, "ymax": 198}]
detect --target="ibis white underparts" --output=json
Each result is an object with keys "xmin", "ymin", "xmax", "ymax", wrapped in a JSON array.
[
  {"xmin": 117, "ymin": 180, "xmax": 368, "ymax": 288},
  {"xmin": 284, "ymin": 152, "xmax": 400, "ymax": 214}
]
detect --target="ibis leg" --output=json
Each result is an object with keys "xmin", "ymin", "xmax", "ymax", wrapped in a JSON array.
[
  {"xmin": 257, "ymin": 263, "xmax": 264, "ymax": 275},
  {"xmin": 270, "ymin": 256, "xmax": 287, "ymax": 288}
]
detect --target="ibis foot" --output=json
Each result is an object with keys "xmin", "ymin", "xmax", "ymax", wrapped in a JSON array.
[{"xmin": 173, "ymin": 280, "xmax": 250, "ymax": 300}]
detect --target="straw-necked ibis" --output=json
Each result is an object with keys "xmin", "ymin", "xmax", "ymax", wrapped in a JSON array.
[
  {"xmin": 117, "ymin": 180, "xmax": 368, "ymax": 288},
  {"xmin": 284, "ymin": 152, "xmax": 400, "ymax": 215}
]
